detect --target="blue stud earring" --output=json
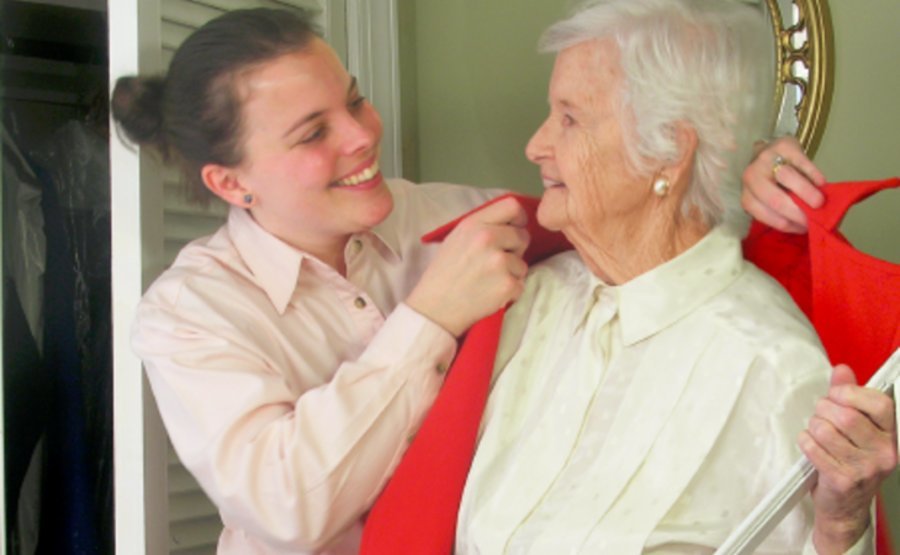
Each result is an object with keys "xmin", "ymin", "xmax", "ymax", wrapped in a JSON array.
[{"xmin": 243, "ymin": 193, "xmax": 253, "ymax": 205}]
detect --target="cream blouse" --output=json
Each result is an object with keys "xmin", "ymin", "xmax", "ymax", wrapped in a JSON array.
[{"xmin": 458, "ymin": 228, "xmax": 872, "ymax": 555}]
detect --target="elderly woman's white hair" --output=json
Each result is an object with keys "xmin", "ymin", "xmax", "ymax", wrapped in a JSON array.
[{"xmin": 540, "ymin": 0, "xmax": 774, "ymax": 226}]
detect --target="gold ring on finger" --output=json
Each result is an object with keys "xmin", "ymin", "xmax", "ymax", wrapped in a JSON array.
[{"xmin": 772, "ymin": 154, "xmax": 788, "ymax": 179}]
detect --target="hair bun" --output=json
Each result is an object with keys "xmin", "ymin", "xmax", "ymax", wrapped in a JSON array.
[{"xmin": 111, "ymin": 75, "xmax": 168, "ymax": 156}]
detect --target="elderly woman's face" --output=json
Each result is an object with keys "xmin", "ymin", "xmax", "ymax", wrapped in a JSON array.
[{"xmin": 527, "ymin": 39, "xmax": 652, "ymax": 239}]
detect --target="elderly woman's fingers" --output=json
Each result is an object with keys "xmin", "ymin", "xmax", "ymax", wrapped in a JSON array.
[
  {"xmin": 799, "ymin": 379, "xmax": 898, "ymax": 509},
  {"xmin": 771, "ymin": 161, "xmax": 826, "ymax": 210},
  {"xmin": 802, "ymin": 427, "xmax": 875, "ymax": 555},
  {"xmin": 827, "ymin": 364, "xmax": 897, "ymax": 435},
  {"xmin": 741, "ymin": 136, "xmax": 829, "ymax": 231},
  {"xmin": 810, "ymin": 397, "xmax": 896, "ymax": 460},
  {"xmin": 801, "ymin": 366, "xmax": 897, "ymax": 485},
  {"xmin": 798, "ymin": 424, "xmax": 875, "ymax": 545},
  {"xmin": 828, "ymin": 385, "xmax": 898, "ymax": 436},
  {"xmin": 766, "ymin": 136, "xmax": 827, "ymax": 189},
  {"xmin": 740, "ymin": 184, "xmax": 807, "ymax": 233},
  {"xmin": 799, "ymin": 417, "xmax": 888, "ymax": 501},
  {"xmin": 799, "ymin": 424, "xmax": 847, "ymax": 480}
]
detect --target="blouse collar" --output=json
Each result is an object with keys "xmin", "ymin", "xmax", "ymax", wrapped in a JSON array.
[
  {"xmin": 227, "ymin": 206, "xmax": 401, "ymax": 313},
  {"xmin": 587, "ymin": 228, "xmax": 745, "ymax": 346}
]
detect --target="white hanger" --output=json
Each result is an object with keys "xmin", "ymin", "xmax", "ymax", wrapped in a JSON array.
[{"xmin": 715, "ymin": 347, "xmax": 900, "ymax": 555}]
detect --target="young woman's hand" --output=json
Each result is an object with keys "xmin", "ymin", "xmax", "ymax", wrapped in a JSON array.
[{"xmin": 407, "ymin": 197, "xmax": 530, "ymax": 337}]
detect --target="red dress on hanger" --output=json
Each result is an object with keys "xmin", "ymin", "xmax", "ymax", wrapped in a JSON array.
[
  {"xmin": 743, "ymin": 177, "xmax": 900, "ymax": 555},
  {"xmin": 362, "ymin": 179, "xmax": 899, "ymax": 555}
]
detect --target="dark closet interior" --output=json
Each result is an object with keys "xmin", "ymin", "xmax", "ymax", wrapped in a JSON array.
[{"xmin": 1, "ymin": 0, "xmax": 112, "ymax": 553}]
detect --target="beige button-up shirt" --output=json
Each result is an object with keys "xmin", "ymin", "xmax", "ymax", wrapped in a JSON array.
[
  {"xmin": 458, "ymin": 228, "xmax": 873, "ymax": 555},
  {"xmin": 133, "ymin": 179, "xmax": 497, "ymax": 554}
]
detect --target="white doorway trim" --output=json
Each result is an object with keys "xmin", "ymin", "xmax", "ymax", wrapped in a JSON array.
[{"xmin": 346, "ymin": 0, "xmax": 403, "ymax": 178}]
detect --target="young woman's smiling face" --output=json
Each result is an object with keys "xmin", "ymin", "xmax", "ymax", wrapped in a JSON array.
[{"xmin": 219, "ymin": 38, "xmax": 392, "ymax": 255}]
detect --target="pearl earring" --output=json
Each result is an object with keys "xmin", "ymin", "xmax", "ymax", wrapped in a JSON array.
[
  {"xmin": 243, "ymin": 193, "xmax": 254, "ymax": 205},
  {"xmin": 652, "ymin": 177, "xmax": 670, "ymax": 197}
]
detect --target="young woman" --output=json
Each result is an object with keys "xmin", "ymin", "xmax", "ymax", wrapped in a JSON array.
[
  {"xmin": 114, "ymin": 9, "xmax": 529, "ymax": 553},
  {"xmin": 112, "ymin": 8, "xmax": 816, "ymax": 555}
]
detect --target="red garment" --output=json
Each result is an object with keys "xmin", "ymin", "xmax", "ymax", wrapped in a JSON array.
[
  {"xmin": 743, "ymin": 177, "xmax": 900, "ymax": 555},
  {"xmin": 363, "ymin": 180, "xmax": 898, "ymax": 554},
  {"xmin": 359, "ymin": 194, "xmax": 570, "ymax": 554}
]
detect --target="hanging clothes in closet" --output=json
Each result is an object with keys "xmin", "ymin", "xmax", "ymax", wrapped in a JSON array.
[
  {"xmin": 2, "ymin": 123, "xmax": 50, "ymax": 555},
  {"xmin": 2, "ymin": 1, "xmax": 112, "ymax": 553}
]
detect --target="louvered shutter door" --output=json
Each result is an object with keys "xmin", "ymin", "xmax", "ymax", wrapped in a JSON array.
[{"xmin": 158, "ymin": 2, "xmax": 335, "ymax": 553}]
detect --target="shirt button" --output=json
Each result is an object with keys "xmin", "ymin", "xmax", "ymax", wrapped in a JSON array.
[
  {"xmin": 351, "ymin": 238, "xmax": 363, "ymax": 253},
  {"xmin": 354, "ymin": 297, "xmax": 367, "ymax": 309},
  {"xmin": 436, "ymin": 362, "xmax": 449, "ymax": 375}
]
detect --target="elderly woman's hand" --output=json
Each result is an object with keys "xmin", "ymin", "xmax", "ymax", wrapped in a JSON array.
[
  {"xmin": 741, "ymin": 136, "xmax": 827, "ymax": 233},
  {"xmin": 798, "ymin": 364, "xmax": 898, "ymax": 554}
]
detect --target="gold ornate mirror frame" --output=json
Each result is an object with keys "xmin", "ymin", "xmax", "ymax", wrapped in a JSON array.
[{"xmin": 763, "ymin": 0, "xmax": 834, "ymax": 156}]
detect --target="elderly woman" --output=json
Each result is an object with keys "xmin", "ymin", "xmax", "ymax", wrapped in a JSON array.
[{"xmin": 456, "ymin": 1, "xmax": 893, "ymax": 554}]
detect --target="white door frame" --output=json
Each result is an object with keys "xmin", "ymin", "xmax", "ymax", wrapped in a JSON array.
[
  {"xmin": 346, "ymin": 0, "xmax": 403, "ymax": 178},
  {"xmin": 109, "ymin": 0, "xmax": 169, "ymax": 553}
]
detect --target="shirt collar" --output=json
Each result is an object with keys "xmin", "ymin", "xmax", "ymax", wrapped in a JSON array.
[
  {"xmin": 612, "ymin": 227, "xmax": 744, "ymax": 346},
  {"xmin": 228, "ymin": 207, "xmax": 401, "ymax": 314},
  {"xmin": 228, "ymin": 207, "xmax": 305, "ymax": 314},
  {"xmin": 576, "ymin": 274, "xmax": 614, "ymax": 332},
  {"xmin": 369, "ymin": 213, "xmax": 403, "ymax": 264}
]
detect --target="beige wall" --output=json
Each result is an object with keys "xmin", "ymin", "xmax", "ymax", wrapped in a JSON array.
[
  {"xmin": 401, "ymin": 0, "xmax": 899, "ymax": 548},
  {"xmin": 817, "ymin": 0, "xmax": 900, "ymax": 542},
  {"xmin": 816, "ymin": 0, "xmax": 900, "ymax": 265},
  {"xmin": 400, "ymin": 0, "xmax": 568, "ymax": 191}
]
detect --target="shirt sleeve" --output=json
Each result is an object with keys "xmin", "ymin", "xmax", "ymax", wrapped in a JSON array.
[
  {"xmin": 704, "ymin": 336, "xmax": 876, "ymax": 555},
  {"xmin": 133, "ymin": 299, "xmax": 457, "ymax": 551},
  {"xmin": 800, "ymin": 514, "xmax": 875, "ymax": 555},
  {"xmin": 741, "ymin": 345, "xmax": 827, "ymax": 554}
]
